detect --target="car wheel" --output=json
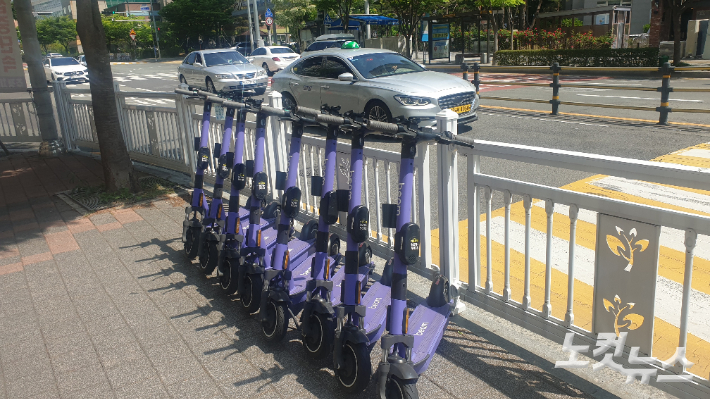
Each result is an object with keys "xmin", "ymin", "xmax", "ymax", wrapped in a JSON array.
[
  {"xmin": 262, "ymin": 63, "xmax": 271, "ymax": 76},
  {"xmin": 365, "ymin": 100, "xmax": 392, "ymax": 123},
  {"xmin": 281, "ymin": 92, "xmax": 297, "ymax": 112},
  {"xmin": 206, "ymin": 78, "xmax": 217, "ymax": 94},
  {"xmin": 179, "ymin": 75, "xmax": 187, "ymax": 85}
]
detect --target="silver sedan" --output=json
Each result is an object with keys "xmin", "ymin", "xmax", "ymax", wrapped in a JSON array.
[
  {"xmin": 178, "ymin": 49, "xmax": 268, "ymax": 95},
  {"xmin": 271, "ymin": 48, "xmax": 479, "ymax": 126}
]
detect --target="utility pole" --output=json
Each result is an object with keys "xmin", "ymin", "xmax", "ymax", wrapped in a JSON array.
[
  {"xmin": 246, "ymin": 0, "xmax": 254, "ymax": 51},
  {"xmin": 364, "ymin": 0, "xmax": 370, "ymax": 39},
  {"xmin": 252, "ymin": 0, "xmax": 263, "ymax": 48},
  {"xmin": 14, "ymin": 0, "xmax": 63, "ymax": 155},
  {"xmin": 150, "ymin": 1, "xmax": 161, "ymax": 58}
]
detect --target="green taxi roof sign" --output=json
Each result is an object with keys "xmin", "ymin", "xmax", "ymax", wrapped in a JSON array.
[{"xmin": 341, "ymin": 41, "xmax": 360, "ymax": 49}]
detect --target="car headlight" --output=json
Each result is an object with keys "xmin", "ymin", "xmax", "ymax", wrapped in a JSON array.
[
  {"xmin": 394, "ymin": 95, "xmax": 432, "ymax": 106},
  {"xmin": 214, "ymin": 74, "xmax": 232, "ymax": 79}
]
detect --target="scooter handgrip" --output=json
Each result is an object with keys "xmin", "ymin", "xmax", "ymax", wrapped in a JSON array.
[
  {"xmin": 295, "ymin": 105, "xmax": 320, "ymax": 116},
  {"xmin": 174, "ymin": 88, "xmax": 195, "ymax": 95},
  {"xmin": 259, "ymin": 105, "xmax": 289, "ymax": 117},
  {"xmin": 366, "ymin": 120, "xmax": 399, "ymax": 134},
  {"xmin": 195, "ymin": 90, "xmax": 222, "ymax": 102},
  {"xmin": 315, "ymin": 114, "xmax": 345, "ymax": 125},
  {"xmin": 452, "ymin": 135, "xmax": 475, "ymax": 148},
  {"xmin": 221, "ymin": 99, "xmax": 246, "ymax": 109}
]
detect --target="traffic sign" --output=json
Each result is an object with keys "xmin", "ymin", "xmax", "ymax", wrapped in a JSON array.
[
  {"xmin": 265, "ymin": 8, "xmax": 273, "ymax": 18},
  {"xmin": 140, "ymin": 5, "xmax": 150, "ymax": 11},
  {"xmin": 129, "ymin": 29, "xmax": 137, "ymax": 41},
  {"xmin": 265, "ymin": 16, "xmax": 273, "ymax": 26},
  {"xmin": 324, "ymin": 13, "xmax": 332, "ymax": 27}
]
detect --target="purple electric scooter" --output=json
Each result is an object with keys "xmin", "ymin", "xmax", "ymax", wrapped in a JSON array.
[
  {"xmin": 366, "ymin": 117, "xmax": 473, "ymax": 399},
  {"xmin": 176, "ymin": 88, "xmax": 219, "ymax": 259}
]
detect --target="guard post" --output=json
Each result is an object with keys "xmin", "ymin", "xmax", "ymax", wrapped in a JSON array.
[
  {"xmin": 656, "ymin": 62, "xmax": 674, "ymax": 125},
  {"xmin": 549, "ymin": 62, "xmax": 561, "ymax": 115},
  {"xmin": 472, "ymin": 62, "xmax": 480, "ymax": 96},
  {"xmin": 461, "ymin": 62, "xmax": 469, "ymax": 81}
]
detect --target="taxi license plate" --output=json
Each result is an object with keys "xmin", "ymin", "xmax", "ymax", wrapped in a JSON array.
[
  {"xmin": 450, "ymin": 104, "xmax": 471, "ymax": 114},
  {"xmin": 243, "ymin": 80, "xmax": 253, "ymax": 85}
]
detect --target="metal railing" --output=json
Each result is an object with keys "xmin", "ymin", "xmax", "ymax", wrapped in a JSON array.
[
  {"xmin": 0, "ymin": 97, "xmax": 42, "ymax": 142},
  {"xmin": 462, "ymin": 62, "xmax": 710, "ymax": 125},
  {"xmin": 44, "ymin": 84, "xmax": 710, "ymax": 398}
]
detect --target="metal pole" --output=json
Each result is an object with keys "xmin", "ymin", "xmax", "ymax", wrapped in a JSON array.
[
  {"xmin": 461, "ymin": 62, "xmax": 469, "ymax": 81},
  {"xmin": 656, "ymin": 61, "xmax": 674, "ymax": 125},
  {"xmin": 252, "ymin": 0, "xmax": 263, "ymax": 48},
  {"xmin": 246, "ymin": 0, "xmax": 255, "ymax": 52},
  {"xmin": 365, "ymin": 0, "xmax": 371, "ymax": 39},
  {"xmin": 472, "ymin": 62, "xmax": 480, "ymax": 95},
  {"xmin": 150, "ymin": 1, "xmax": 161, "ymax": 59},
  {"xmin": 550, "ymin": 62, "xmax": 561, "ymax": 115}
]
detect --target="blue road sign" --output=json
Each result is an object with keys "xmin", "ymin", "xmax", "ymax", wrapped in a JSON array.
[
  {"xmin": 324, "ymin": 13, "xmax": 332, "ymax": 26},
  {"xmin": 140, "ymin": 5, "xmax": 150, "ymax": 11},
  {"xmin": 265, "ymin": 8, "xmax": 273, "ymax": 17}
]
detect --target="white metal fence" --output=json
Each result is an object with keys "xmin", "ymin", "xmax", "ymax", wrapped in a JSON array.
[
  {"xmin": 0, "ymin": 97, "xmax": 42, "ymax": 142},
  {"xmin": 26, "ymin": 83, "xmax": 710, "ymax": 398}
]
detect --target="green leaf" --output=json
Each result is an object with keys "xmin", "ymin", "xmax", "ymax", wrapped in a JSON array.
[{"xmin": 606, "ymin": 235, "xmax": 625, "ymax": 257}]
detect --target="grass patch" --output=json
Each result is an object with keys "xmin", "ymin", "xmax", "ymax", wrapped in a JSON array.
[{"xmin": 70, "ymin": 177, "xmax": 181, "ymax": 208}]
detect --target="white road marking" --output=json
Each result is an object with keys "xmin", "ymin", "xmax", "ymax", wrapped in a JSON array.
[
  {"xmin": 678, "ymin": 148, "xmax": 710, "ymax": 159},
  {"xmin": 590, "ymin": 175, "xmax": 710, "ymax": 213},
  {"xmin": 577, "ymin": 93, "xmax": 702, "ymax": 102}
]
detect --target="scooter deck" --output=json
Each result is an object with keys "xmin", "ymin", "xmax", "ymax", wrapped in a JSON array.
[
  {"xmin": 262, "ymin": 229, "xmax": 314, "ymax": 269},
  {"xmin": 330, "ymin": 264, "xmax": 371, "ymax": 307},
  {"xmin": 361, "ymin": 281, "xmax": 391, "ymax": 342},
  {"xmin": 236, "ymin": 207, "xmax": 271, "ymax": 229},
  {"xmin": 409, "ymin": 302, "xmax": 451, "ymax": 375}
]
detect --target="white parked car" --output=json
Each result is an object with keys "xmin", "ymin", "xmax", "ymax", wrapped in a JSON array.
[
  {"xmin": 248, "ymin": 46, "xmax": 300, "ymax": 75},
  {"xmin": 178, "ymin": 49, "xmax": 268, "ymax": 94},
  {"xmin": 77, "ymin": 55, "xmax": 86, "ymax": 66},
  {"xmin": 43, "ymin": 57, "xmax": 88, "ymax": 83},
  {"xmin": 272, "ymin": 47, "xmax": 479, "ymax": 126},
  {"xmin": 46, "ymin": 53, "xmax": 63, "ymax": 58}
]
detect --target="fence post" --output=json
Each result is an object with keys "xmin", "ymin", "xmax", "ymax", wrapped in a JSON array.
[
  {"xmin": 657, "ymin": 62, "xmax": 674, "ymax": 125},
  {"xmin": 175, "ymin": 84, "xmax": 196, "ymax": 176},
  {"xmin": 52, "ymin": 81, "xmax": 73, "ymax": 150},
  {"xmin": 550, "ymin": 62, "xmax": 562, "ymax": 115},
  {"xmin": 267, "ymin": 91, "xmax": 286, "ymax": 201},
  {"xmin": 113, "ymin": 80, "xmax": 131, "ymax": 151},
  {"xmin": 415, "ymin": 141, "xmax": 432, "ymax": 273},
  {"xmin": 435, "ymin": 109, "xmax": 465, "ymax": 315},
  {"xmin": 461, "ymin": 62, "xmax": 469, "ymax": 81},
  {"xmin": 472, "ymin": 62, "xmax": 481, "ymax": 96}
]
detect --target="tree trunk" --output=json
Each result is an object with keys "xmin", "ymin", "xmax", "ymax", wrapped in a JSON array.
[
  {"xmin": 14, "ymin": 0, "xmax": 60, "ymax": 147},
  {"xmin": 76, "ymin": 0, "xmax": 139, "ymax": 192},
  {"xmin": 672, "ymin": 6, "xmax": 682, "ymax": 65},
  {"xmin": 493, "ymin": 13, "xmax": 499, "ymax": 65},
  {"xmin": 530, "ymin": 0, "xmax": 544, "ymax": 29}
]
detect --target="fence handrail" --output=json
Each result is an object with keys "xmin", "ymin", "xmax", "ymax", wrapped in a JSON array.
[
  {"xmin": 118, "ymin": 91, "xmax": 177, "ymax": 99},
  {"xmin": 468, "ymin": 139, "xmax": 710, "ymax": 192},
  {"xmin": 123, "ymin": 104, "xmax": 177, "ymax": 113}
]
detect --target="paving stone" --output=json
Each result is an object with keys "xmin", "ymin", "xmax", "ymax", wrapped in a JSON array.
[
  {"xmin": 45, "ymin": 332, "xmax": 94, "ymax": 357},
  {"xmin": 2, "ymin": 353, "xmax": 54, "ymax": 383},
  {"xmin": 5, "ymin": 374, "xmax": 58, "ymax": 399},
  {"xmin": 91, "ymin": 328, "xmax": 145, "ymax": 369},
  {"xmin": 58, "ymin": 381, "xmax": 115, "ymax": 399},
  {"xmin": 105, "ymin": 356, "xmax": 157, "ymax": 389},
  {"xmin": 55, "ymin": 363, "xmax": 110, "ymax": 397},
  {"xmin": 114, "ymin": 376, "xmax": 169, "ymax": 399},
  {"xmin": 165, "ymin": 373, "xmax": 224, "ymax": 399},
  {"xmin": 49, "ymin": 345, "xmax": 102, "ymax": 374},
  {"xmin": 146, "ymin": 343, "xmax": 204, "ymax": 385}
]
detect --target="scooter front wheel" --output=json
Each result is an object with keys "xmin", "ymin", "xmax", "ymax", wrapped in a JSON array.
[
  {"xmin": 336, "ymin": 342, "xmax": 371, "ymax": 393},
  {"xmin": 219, "ymin": 258, "xmax": 239, "ymax": 295},
  {"xmin": 262, "ymin": 301, "xmax": 288, "ymax": 342},
  {"xmin": 240, "ymin": 274, "xmax": 262, "ymax": 313},
  {"xmin": 302, "ymin": 312, "xmax": 334, "ymax": 360},
  {"xmin": 199, "ymin": 240, "xmax": 219, "ymax": 275},
  {"xmin": 384, "ymin": 376, "xmax": 419, "ymax": 399},
  {"xmin": 184, "ymin": 226, "xmax": 201, "ymax": 259}
]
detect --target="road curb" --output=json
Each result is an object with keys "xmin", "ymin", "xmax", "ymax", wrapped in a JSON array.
[{"xmin": 427, "ymin": 64, "xmax": 710, "ymax": 78}]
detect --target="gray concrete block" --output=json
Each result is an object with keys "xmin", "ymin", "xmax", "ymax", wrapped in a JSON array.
[
  {"xmin": 113, "ymin": 376, "xmax": 169, "ymax": 399},
  {"xmin": 55, "ymin": 363, "xmax": 110, "ymax": 397},
  {"xmin": 105, "ymin": 356, "xmax": 157, "ymax": 389}
]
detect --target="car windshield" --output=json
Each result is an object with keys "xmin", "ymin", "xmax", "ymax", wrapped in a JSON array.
[
  {"xmin": 203, "ymin": 51, "xmax": 248, "ymax": 67},
  {"xmin": 306, "ymin": 41, "xmax": 345, "ymax": 51},
  {"xmin": 348, "ymin": 53, "xmax": 424, "ymax": 79},
  {"xmin": 270, "ymin": 48, "xmax": 295, "ymax": 54},
  {"xmin": 51, "ymin": 58, "xmax": 80, "ymax": 66}
]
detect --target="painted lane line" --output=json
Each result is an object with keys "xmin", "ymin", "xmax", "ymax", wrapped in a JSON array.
[
  {"xmin": 678, "ymin": 148, "xmax": 710, "ymax": 159},
  {"xmin": 480, "ymin": 216, "xmax": 710, "ymax": 342},
  {"xmin": 577, "ymin": 93, "xmax": 703, "ymax": 102},
  {"xmin": 590, "ymin": 176, "xmax": 710, "ymax": 214}
]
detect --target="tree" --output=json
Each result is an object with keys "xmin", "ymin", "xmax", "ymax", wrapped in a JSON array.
[
  {"xmin": 664, "ymin": 0, "xmax": 703, "ymax": 65},
  {"xmin": 35, "ymin": 16, "xmax": 78, "ymax": 54},
  {"xmin": 160, "ymin": 0, "xmax": 235, "ymax": 52},
  {"xmin": 102, "ymin": 15, "xmax": 143, "ymax": 53},
  {"xmin": 385, "ymin": 0, "xmax": 448, "ymax": 57},
  {"xmin": 476, "ymin": 0, "xmax": 524, "ymax": 59},
  {"xmin": 271, "ymin": 0, "xmax": 317, "ymax": 37},
  {"xmin": 313, "ymin": 0, "xmax": 364, "ymax": 34},
  {"xmin": 76, "ymin": 0, "xmax": 139, "ymax": 193}
]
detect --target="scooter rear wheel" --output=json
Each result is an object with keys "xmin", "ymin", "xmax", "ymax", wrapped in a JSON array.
[
  {"xmin": 336, "ymin": 342, "xmax": 371, "ymax": 393},
  {"xmin": 184, "ymin": 225, "xmax": 201, "ymax": 259},
  {"xmin": 219, "ymin": 258, "xmax": 239, "ymax": 295},
  {"xmin": 384, "ymin": 376, "xmax": 419, "ymax": 399},
  {"xmin": 302, "ymin": 312, "xmax": 334, "ymax": 360},
  {"xmin": 262, "ymin": 301, "xmax": 288, "ymax": 342},
  {"xmin": 199, "ymin": 241, "xmax": 219, "ymax": 275},
  {"xmin": 240, "ymin": 274, "xmax": 262, "ymax": 313}
]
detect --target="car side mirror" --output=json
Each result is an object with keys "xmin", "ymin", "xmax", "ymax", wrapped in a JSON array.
[
  {"xmin": 247, "ymin": 57, "xmax": 255, "ymax": 62},
  {"xmin": 338, "ymin": 72, "xmax": 354, "ymax": 82},
  {"xmin": 194, "ymin": 61, "xmax": 202, "ymax": 67},
  {"xmin": 417, "ymin": 63, "xmax": 427, "ymax": 70}
]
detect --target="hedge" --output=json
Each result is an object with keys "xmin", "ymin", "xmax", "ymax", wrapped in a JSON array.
[{"xmin": 494, "ymin": 48, "xmax": 660, "ymax": 67}]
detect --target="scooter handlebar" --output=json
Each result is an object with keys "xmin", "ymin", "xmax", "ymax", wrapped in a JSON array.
[
  {"xmin": 366, "ymin": 120, "xmax": 399, "ymax": 134},
  {"xmin": 315, "ymin": 114, "xmax": 345, "ymax": 125},
  {"xmin": 259, "ymin": 105, "xmax": 289, "ymax": 117},
  {"xmin": 174, "ymin": 88, "xmax": 195, "ymax": 96},
  {"xmin": 221, "ymin": 99, "xmax": 246, "ymax": 109},
  {"xmin": 295, "ymin": 105, "xmax": 320, "ymax": 116}
]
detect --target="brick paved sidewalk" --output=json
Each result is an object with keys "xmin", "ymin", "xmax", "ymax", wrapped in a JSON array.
[{"xmin": 0, "ymin": 153, "xmax": 602, "ymax": 399}]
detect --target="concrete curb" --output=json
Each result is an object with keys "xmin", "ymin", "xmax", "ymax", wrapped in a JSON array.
[{"xmin": 426, "ymin": 64, "xmax": 710, "ymax": 78}]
